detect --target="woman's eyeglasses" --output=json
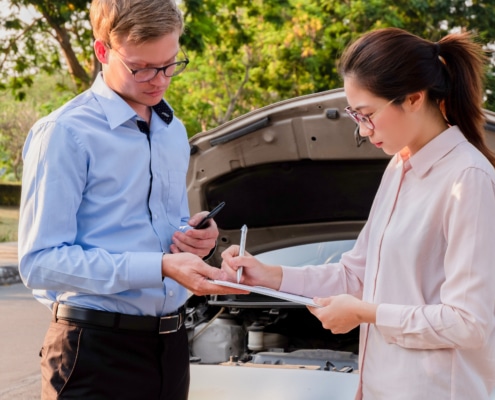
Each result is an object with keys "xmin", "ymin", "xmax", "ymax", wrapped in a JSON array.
[{"xmin": 345, "ymin": 98, "xmax": 397, "ymax": 130}]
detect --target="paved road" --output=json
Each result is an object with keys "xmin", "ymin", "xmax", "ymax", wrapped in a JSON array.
[
  {"xmin": 0, "ymin": 283, "xmax": 50, "ymax": 399},
  {"xmin": 0, "ymin": 242, "xmax": 48, "ymax": 399},
  {"xmin": 0, "ymin": 242, "xmax": 17, "ymax": 268},
  {"xmin": 0, "ymin": 242, "xmax": 20, "ymax": 286}
]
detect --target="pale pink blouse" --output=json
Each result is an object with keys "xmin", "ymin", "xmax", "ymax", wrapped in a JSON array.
[{"xmin": 280, "ymin": 126, "xmax": 495, "ymax": 399}]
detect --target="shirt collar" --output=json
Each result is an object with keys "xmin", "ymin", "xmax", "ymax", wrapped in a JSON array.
[
  {"xmin": 90, "ymin": 73, "xmax": 174, "ymax": 129},
  {"xmin": 403, "ymin": 126, "xmax": 466, "ymax": 178},
  {"xmin": 152, "ymin": 100, "xmax": 174, "ymax": 125}
]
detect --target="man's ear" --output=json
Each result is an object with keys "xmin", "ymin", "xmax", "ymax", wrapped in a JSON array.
[
  {"xmin": 404, "ymin": 91, "xmax": 426, "ymax": 112},
  {"xmin": 94, "ymin": 39, "xmax": 109, "ymax": 64}
]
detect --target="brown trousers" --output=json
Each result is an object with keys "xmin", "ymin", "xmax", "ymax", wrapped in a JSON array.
[{"xmin": 39, "ymin": 318, "xmax": 190, "ymax": 399}]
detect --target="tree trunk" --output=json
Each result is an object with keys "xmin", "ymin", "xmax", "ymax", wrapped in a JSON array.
[{"xmin": 41, "ymin": 10, "xmax": 91, "ymax": 91}]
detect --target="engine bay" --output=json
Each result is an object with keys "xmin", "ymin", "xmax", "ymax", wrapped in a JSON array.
[{"xmin": 186, "ymin": 295, "xmax": 359, "ymax": 373}]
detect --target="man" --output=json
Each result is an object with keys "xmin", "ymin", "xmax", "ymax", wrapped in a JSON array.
[{"xmin": 18, "ymin": 0, "xmax": 232, "ymax": 398}]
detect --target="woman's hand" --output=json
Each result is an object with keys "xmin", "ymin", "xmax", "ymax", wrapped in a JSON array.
[
  {"xmin": 221, "ymin": 245, "xmax": 283, "ymax": 290},
  {"xmin": 308, "ymin": 294, "xmax": 378, "ymax": 334}
]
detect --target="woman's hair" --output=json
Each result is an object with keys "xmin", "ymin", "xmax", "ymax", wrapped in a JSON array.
[
  {"xmin": 90, "ymin": 0, "xmax": 184, "ymax": 47},
  {"xmin": 338, "ymin": 27, "xmax": 495, "ymax": 166}
]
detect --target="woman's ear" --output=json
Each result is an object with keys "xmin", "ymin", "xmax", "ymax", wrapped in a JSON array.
[
  {"xmin": 404, "ymin": 91, "xmax": 426, "ymax": 112},
  {"xmin": 94, "ymin": 39, "xmax": 109, "ymax": 64}
]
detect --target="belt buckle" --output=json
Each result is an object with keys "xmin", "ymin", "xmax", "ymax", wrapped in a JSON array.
[{"xmin": 158, "ymin": 312, "xmax": 183, "ymax": 334}]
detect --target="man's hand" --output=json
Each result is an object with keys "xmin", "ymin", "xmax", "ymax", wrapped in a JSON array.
[
  {"xmin": 161, "ymin": 253, "xmax": 248, "ymax": 296},
  {"xmin": 170, "ymin": 211, "xmax": 219, "ymax": 258}
]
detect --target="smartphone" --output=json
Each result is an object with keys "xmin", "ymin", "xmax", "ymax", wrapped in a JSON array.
[{"xmin": 195, "ymin": 201, "xmax": 226, "ymax": 229}]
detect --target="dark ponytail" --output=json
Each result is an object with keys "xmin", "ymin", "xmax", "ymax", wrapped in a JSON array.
[{"xmin": 338, "ymin": 28, "xmax": 495, "ymax": 167}]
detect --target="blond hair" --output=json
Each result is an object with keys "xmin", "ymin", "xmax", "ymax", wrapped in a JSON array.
[{"xmin": 90, "ymin": 0, "xmax": 184, "ymax": 46}]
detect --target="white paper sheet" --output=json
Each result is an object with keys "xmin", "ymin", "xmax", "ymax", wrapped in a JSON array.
[{"xmin": 210, "ymin": 280, "xmax": 322, "ymax": 307}]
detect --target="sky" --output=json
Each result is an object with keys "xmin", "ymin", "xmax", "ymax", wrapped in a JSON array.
[
  {"xmin": 0, "ymin": 1, "xmax": 39, "ymax": 23},
  {"xmin": 0, "ymin": 1, "xmax": 41, "ymax": 41}
]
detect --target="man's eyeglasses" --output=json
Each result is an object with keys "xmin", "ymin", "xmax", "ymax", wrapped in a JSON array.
[
  {"xmin": 345, "ymin": 98, "xmax": 397, "ymax": 130},
  {"xmin": 108, "ymin": 44, "xmax": 189, "ymax": 82}
]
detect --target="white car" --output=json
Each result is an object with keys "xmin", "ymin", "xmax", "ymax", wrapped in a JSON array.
[{"xmin": 184, "ymin": 88, "xmax": 495, "ymax": 400}]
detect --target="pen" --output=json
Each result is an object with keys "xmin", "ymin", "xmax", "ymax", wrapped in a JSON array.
[{"xmin": 237, "ymin": 224, "xmax": 248, "ymax": 283}]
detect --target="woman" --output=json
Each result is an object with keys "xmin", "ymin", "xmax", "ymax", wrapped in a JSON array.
[{"xmin": 221, "ymin": 28, "xmax": 495, "ymax": 399}]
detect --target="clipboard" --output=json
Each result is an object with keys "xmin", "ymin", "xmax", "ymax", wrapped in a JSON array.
[{"xmin": 210, "ymin": 280, "xmax": 322, "ymax": 307}]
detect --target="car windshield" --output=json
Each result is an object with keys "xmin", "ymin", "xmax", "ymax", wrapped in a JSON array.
[{"xmin": 256, "ymin": 240, "xmax": 355, "ymax": 267}]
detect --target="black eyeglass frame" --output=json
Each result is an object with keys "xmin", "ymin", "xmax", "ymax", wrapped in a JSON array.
[{"xmin": 107, "ymin": 43, "xmax": 189, "ymax": 82}]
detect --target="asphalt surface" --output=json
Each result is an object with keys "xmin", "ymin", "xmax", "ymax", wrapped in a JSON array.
[
  {"xmin": 0, "ymin": 242, "xmax": 21, "ymax": 286},
  {"xmin": 0, "ymin": 242, "xmax": 49, "ymax": 399}
]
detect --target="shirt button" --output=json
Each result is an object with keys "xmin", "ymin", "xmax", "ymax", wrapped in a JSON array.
[
  {"xmin": 154, "ymin": 214, "xmax": 158, "ymax": 219},
  {"xmin": 169, "ymin": 290, "xmax": 174, "ymax": 297}
]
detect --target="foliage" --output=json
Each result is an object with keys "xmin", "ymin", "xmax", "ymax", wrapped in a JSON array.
[
  {"xmin": 0, "ymin": 0, "xmax": 93, "ymax": 100},
  {"xmin": 170, "ymin": 0, "xmax": 495, "ymax": 135},
  {"xmin": 0, "ymin": 103, "xmax": 36, "ymax": 181},
  {"xmin": 0, "ymin": 0, "xmax": 494, "ymax": 145},
  {"xmin": 0, "ymin": 205, "xmax": 19, "ymax": 242},
  {"xmin": 0, "ymin": 73, "xmax": 78, "ymax": 181},
  {"xmin": 0, "ymin": 183, "xmax": 21, "ymax": 206}
]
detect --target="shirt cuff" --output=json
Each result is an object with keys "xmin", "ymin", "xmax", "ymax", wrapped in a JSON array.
[
  {"xmin": 127, "ymin": 252, "xmax": 163, "ymax": 289},
  {"xmin": 376, "ymin": 303, "xmax": 404, "ymax": 345}
]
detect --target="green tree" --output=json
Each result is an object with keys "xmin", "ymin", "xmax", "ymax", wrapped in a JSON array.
[
  {"xmin": 0, "ymin": 72, "xmax": 77, "ymax": 181},
  {"xmin": 0, "ymin": 103, "xmax": 37, "ymax": 181},
  {"xmin": 0, "ymin": 0, "xmax": 94, "ymax": 100},
  {"xmin": 170, "ymin": 0, "xmax": 495, "ymax": 135},
  {"xmin": 1, "ymin": 0, "xmax": 494, "ymax": 138},
  {"xmin": 316, "ymin": 0, "xmax": 495, "ymax": 107}
]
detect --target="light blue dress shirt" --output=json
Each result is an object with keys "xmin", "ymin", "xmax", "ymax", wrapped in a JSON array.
[{"xmin": 18, "ymin": 73, "xmax": 190, "ymax": 316}]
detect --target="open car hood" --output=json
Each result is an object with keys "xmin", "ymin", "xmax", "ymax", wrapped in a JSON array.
[{"xmin": 187, "ymin": 87, "xmax": 495, "ymax": 264}]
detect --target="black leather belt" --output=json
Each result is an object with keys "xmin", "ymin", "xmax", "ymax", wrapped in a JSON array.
[{"xmin": 55, "ymin": 303, "xmax": 185, "ymax": 334}]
